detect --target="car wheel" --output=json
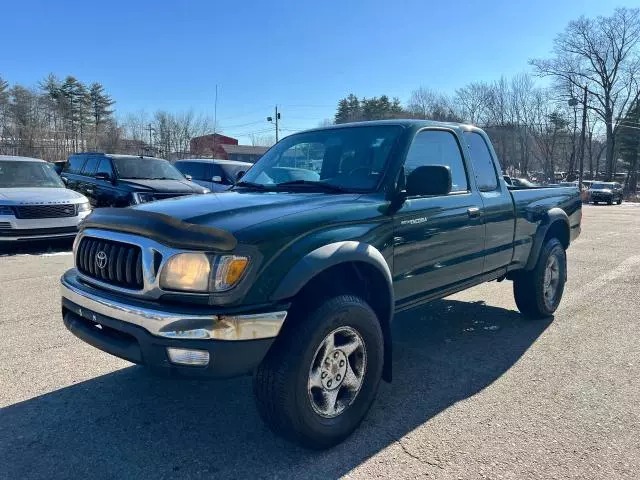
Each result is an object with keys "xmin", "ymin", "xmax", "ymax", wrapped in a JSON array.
[
  {"xmin": 607, "ymin": 198, "xmax": 613, "ymax": 205},
  {"xmin": 513, "ymin": 238, "xmax": 566, "ymax": 319},
  {"xmin": 617, "ymin": 197, "xmax": 622, "ymax": 205},
  {"xmin": 253, "ymin": 295, "xmax": 384, "ymax": 449}
]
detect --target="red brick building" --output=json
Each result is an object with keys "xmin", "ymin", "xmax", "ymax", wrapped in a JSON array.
[
  {"xmin": 190, "ymin": 133, "xmax": 238, "ymax": 158},
  {"xmin": 189, "ymin": 133, "xmax": 270, "ymax": 163}
]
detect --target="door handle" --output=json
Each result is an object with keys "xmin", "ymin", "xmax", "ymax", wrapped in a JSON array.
[{"xmin": 467, "ymin": 207, "xmax": 481, "ymax": 218}]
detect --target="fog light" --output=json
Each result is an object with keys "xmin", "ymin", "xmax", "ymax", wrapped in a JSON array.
[{"xmin": 166, "ymin": 347, "xmax": 210, "ymax": 366}]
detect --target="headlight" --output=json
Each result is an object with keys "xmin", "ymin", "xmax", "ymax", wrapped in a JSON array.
[
  {"xmin": 202, "ymin": 188, "xmax": 211, "ymax": 194},
  {"xmin": 160, "ymin": 253, "xmax": 211, "ymax": 292},
  {"xmin": 159, "ymin": 253, "xmax": 249, "ymax": 293},
  {"xmin": 0, "ymin": 205, "xmax": 13, "ymax": 216},
  {"xmin": 132, "ymin": 192, "xmax": 155, "ymax": 204},
  {"xmin": 77, "ymin": 202, "xmax": 92, "ymax": 212}
]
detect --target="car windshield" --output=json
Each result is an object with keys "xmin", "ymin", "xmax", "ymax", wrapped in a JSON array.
[
  {"xmin": 0, "ymin": 160, "xmax": 65, "ymax": 188},
  {"xmin": 220, "ymin": 163, "xmax": 250, "ymax": 182},
  {"xmin": 238, "ymin": 125, "xmax": 403, "ymax": 192},
  {"xmin": 112, "ymin": 157, "xmax": 185, "ymax": 180},
  {"xmin": 591, "ymin": 183, "xmax": 612, "ymax": 189}
]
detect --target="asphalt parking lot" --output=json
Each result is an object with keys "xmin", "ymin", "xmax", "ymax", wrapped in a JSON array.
[{"xmin": 1, "ymin": 203, "xmax": 639, "ymax": 479}]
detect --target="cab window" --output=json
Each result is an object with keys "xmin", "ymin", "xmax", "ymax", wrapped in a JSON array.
[
  {"xmin": 81, "ymin": 156, "xmax": 100, "ymax": 176},
  {"xmin": 95, "ymin": 158, "xmax": 114, "ymax": 178},
  {"xmin": 65, "ymin": 155, "xmax": 86, "ymax": 174},
  {"xmin": 404, "ymin": 130, "xmax": 469, "ymax": 193},
  {"xmin": 464, "ymin": 132, "xmax": 499, "ymax": 191}
]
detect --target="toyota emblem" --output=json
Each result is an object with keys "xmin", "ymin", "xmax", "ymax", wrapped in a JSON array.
[{"xmin": 95, "ymin": 251, "xmax": 108, "ymax": 269}]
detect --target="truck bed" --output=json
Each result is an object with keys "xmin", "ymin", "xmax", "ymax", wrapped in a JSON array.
[{"xmin": 509, "ymin": 186, "xmax": 582, "ymax": 269}]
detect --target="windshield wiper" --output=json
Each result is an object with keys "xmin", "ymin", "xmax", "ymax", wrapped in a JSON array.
[
  {"xmin": 233, "ymin": 181, "xmax": 270, "ymax": 190},
  {"xmin": 274, "ymin": 180, "xmax": 350, "ymax": 193}
]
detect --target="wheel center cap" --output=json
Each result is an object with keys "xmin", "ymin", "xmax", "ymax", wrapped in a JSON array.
[{"xmin": 321, "ymin": 350, "xmax": 348, "ymax": 390}]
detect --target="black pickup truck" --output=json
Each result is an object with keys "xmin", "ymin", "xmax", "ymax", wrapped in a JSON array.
[{"xmin": 60, "ymin": 120, "xmax": 581, "ymax": 449}]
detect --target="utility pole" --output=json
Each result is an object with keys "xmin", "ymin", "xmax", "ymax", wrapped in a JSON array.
[
  {"xmin": 212, "ymin": 84, "xmax": 218, "ymax": 158},
  {"xmin": 147, "ymin": 123, "xmax": 154, "ymax": 154},
  {"xmin": 578, "ymin": 85, "xmax": 588, "ymax": 191},
  {"xmin": 267, "ymin": 106, "xmax": 281, "ymax": 142}
]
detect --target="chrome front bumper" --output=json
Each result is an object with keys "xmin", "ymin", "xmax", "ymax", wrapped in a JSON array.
[{"xmin": 61, "ymin": 269, "xmax": 287, "ymax": 341}]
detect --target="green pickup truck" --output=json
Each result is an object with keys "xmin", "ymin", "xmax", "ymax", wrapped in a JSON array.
[{"xmin": 60, "ymin": 120, "xmax": 581, "ymax": 449}]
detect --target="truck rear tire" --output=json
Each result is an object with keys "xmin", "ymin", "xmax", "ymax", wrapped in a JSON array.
[
  {"xmin": 617, "ymin": 198, "xmax": 622, "ymax": 205},
  {"xmin": 253, "ymin": 295, "xmax": 384, "ymax": 449},
  {"xmin": 513, "ymin": 238, "xmax": 566, "ymax": 318}
]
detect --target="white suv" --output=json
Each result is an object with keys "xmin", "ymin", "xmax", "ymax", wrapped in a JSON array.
[{"xmin": 0, "ymin": 155, "xmax": 91, "ymax": 242}]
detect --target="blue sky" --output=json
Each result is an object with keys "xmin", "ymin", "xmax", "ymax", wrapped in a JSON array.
[{"xmin": 2, "ymin": 0, "xmax": 637, "ymax": 143}]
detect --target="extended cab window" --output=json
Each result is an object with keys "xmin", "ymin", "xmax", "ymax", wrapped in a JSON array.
[
  {"xmin": 404, "ymin": 130, "xmax": 468, "ymax": 193},
  {"xmin": 465, "ymin": 132, "xmax": 498, "ymax": 191}
]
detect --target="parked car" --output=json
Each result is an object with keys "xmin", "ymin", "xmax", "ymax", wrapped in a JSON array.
[
  {"xmin": 60, "ymin": 120, "xmax": 581, "ymax": 449},
  {"xmin": 504, "ymin": 176, "xmax": 537, "ymax": 188},
  {"xmin": 174, "ymin": 159, "xmax": 251, "ymax": 192},
  {"xmin": 61, "ymin": 153, "xmax": 209, "ymax": 207},
  {"xmin": 589, "ymin": 182, "xmax": 623, "ymax": 205},
  {"xmin": 0, "ymin": 155, "xmax": 91, "ymax": 242}
]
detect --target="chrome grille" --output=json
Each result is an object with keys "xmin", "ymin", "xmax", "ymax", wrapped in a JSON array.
[
  {"xmin": 14, "ymin": 204, "xmax": 77, "ymax": 219},
  {"xmin": 76, "ymin": 237, "xmax": 143, "ymax": 290},
  {"xmin": 0, "ymin": 222, "xmax": 12, "ymax": 230}
]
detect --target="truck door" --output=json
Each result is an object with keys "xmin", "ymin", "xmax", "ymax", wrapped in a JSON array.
[
  {"xmin": 393, "ymin": 129, "xmax": 485, "ymax": 307},
  {"xmin": 463, "ymin": 131, "xmax": 516, "ymax": 273}
]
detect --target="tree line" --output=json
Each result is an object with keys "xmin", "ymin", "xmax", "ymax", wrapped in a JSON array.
[
  {"xmin": 333, "ymin": 7, "xmax": 640, "ymax": 191},
  {"xmin": 0, "ymin": 74, "xmax": 213, "ymax": 161}
]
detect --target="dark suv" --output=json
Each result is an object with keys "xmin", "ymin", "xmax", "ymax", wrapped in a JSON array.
[
  {"xmin": 589, "ymin": 182, "xmax": 623, "ymax": 205},
  {"xmin": 61, "ymin": 153, "xmax": 209, "ymax": 207}
]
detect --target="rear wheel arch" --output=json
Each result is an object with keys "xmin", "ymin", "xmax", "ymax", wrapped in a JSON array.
[
  {"xmin": 524, "ymin": 208, "xmax": 570, "ymax": 270},
  {"xmin": 271, "ymin": 242, "xmax": 394, "ymax": 382}
]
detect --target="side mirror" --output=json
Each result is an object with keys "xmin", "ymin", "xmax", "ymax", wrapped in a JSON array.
[
  {"xmin": 236, "ymin": 171, "xmax": 245, "ymax": 181},
  {"xmin": 184, "ymin": 174, "xmax": 193, "ymax": 181},
  {"xmin": 405, "ymin": 165, "xmax": 452, "ymax": 197},
  {"xmin": 212, "ymin": 175, "xmax": 222, "ymax": 183}
]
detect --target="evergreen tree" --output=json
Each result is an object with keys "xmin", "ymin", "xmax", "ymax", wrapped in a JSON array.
[
  {"xmin": 617, "ymin": 100, "xmax": 640, "ymax": 193},
  {"xmin": 335, "ymin": 98, "xmax": 350, "ymax": 124},
  {"xmin": 89, "ymin": 82, "xmax": 115, "ymax": 150}
]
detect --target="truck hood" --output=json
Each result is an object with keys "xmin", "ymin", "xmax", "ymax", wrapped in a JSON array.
[
  {"xmin": 0, "ymin": 187, "xmax": 87, "ymax": 204},
  {"xmin": 133, "ymin": 190, "xmax": 362, "ymax": 233},
  {"xmin": 118, "ymin": 178, "xmax": 207, "ymax": 194}
]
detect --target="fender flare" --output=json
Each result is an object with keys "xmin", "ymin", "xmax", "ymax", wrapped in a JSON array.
[
  {"xmin": 271, "ymin": 241, "xmax": 395, "ymax": 382},
  {"xmin": 524, "ymin": 207, "xmax": 570, "ymax": 271}
]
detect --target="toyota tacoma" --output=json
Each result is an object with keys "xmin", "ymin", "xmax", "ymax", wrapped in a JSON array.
[{"xmin": 60, "ymin": 120, "xmax": 581, "ymax": 449}]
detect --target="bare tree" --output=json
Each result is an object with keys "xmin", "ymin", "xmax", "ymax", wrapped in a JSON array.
[
  {"xmin": 530, "ymin": 7, "xmax": 640, "ymax": 179},
  {"xmin": 407, "ymin": 87, "xmax": 460, "ymax": 121},
  {"xmin": 248, "ymin": 133, "xmax": 276, "ymax": 146},
  {"xmin": 454, "ymin": 82, "xmax": 490, "ymax": 124}
]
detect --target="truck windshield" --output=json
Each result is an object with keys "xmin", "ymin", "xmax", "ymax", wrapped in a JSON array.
[
  {"xmin": 0, "ymin": 160, "xmax": 65, "ymax": 188},
  {"xmin": 113, "ymin": 157, "xmax": 186, "ymax": 181},
  {"xmin": 238, "ymin": 125, "xmax": 402, "ymax": 192}
]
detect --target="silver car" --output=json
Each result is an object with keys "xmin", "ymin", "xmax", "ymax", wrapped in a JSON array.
[{"xmin": 0, "ymin": 155, "xmax": 92, "ymax": 242}]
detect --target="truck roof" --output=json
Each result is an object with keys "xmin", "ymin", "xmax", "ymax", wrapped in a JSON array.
[{"xmin": 304, "ymin": 119, "xmax": 476, "ymax": 133}]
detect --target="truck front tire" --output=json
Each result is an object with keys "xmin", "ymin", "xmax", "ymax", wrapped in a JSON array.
[
  {"xmin": 513, "ymin": 238, "xmax": 566, "ymax": 318},
  {"xmin": 253, "ymin": 295, "xmax": 384, "ymax": 449}
]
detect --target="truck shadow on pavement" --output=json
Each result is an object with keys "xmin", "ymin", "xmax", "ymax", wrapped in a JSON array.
[
  {"xmin": 0, "ymin": 238, "xmax": 73, "ymax": 257},
  {"xmin": 1, "ymin": 299, "xmax": 553, "ymax": 479}
]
